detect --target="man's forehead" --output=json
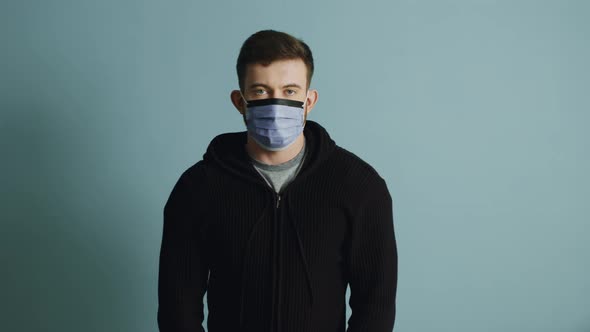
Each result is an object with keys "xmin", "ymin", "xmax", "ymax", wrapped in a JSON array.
[{"xmin": 244, "ymin": 59, "xmax": 307, "ymax": 87}]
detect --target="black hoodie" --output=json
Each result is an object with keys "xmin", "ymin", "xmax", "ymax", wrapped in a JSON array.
[{"xmin": 157, "ymin": 120, "xmax": 398, "ymax": 332}]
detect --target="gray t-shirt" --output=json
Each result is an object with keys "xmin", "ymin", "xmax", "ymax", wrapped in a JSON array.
[{"xmin": 249, "ymin": 139, "xmax": 307, "ymax": 194}]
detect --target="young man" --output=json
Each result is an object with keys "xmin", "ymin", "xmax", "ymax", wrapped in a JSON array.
[{"xmin": 158, "ymin": 30, "xmax": 398, "ymax": 332}]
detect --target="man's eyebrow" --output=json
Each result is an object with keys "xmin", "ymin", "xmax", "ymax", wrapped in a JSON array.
[
  {"xmin": 249, "ymin": 83, "xmax": 271, "ymax": 89},
  {"xmin": 248, "ymin": 83, "xmax": 303, "ymax": 89},
  {"xmin": 282, "ymin": 83, "xmax": 303, "ymax": 89}
]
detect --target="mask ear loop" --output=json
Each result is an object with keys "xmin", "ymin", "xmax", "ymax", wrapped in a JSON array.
[
  {"xmin": 302, "ymin": 90, "xmax": 310, "ymax": 127},
  {"xmin": 239, "ymin": 91, "xmax": 251, "ymax": 128},
  {"xmin": 240, "ymin": 91, "xmax": 248, "ymax": 104},
  {"xmin": 239, "ymin": 91, "xmax": 250, "ymax": 119}
]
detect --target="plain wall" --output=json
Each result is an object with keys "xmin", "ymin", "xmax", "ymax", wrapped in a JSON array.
[{"xmin": 1, "ymin": 0, "xmax": 588, "ymax": 331}]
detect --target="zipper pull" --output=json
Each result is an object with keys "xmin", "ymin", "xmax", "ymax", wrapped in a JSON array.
[{"xmin": 276, "ymin": 194, "xmax": 281, "ymax": 208}]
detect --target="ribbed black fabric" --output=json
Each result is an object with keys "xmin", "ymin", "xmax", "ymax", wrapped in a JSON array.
[{"xmin": 157, "ymin": 120, "xmax": 398, "ymax": 332}]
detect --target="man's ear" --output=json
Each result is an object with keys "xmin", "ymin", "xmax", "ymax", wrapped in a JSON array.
[
  {"xmin": 230, "ymin": 90, "xmax": 246, "ymax": 115},
  {"xmin": 304, "ymin": 89, "xmax": 319, "ymax": 116}
]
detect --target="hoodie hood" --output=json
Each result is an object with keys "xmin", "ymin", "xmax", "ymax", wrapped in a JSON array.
[{"xmin": 203, "ymin": 120, "xmax": 337, "ymax": 183}]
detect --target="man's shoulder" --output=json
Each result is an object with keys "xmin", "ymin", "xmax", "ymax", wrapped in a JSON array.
[
  {"xmin": 331, "ymin": 145, "xmax": 383, "ymax": 177},
  {"xmin": 175, "ymin": 159, "xmax": 209, "ymax": 187},
  {"xmin": 327, "ymin": 145, "xmax": 387, "ymax": 190}
]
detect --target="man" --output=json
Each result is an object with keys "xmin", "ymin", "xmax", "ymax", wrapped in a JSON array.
[{"xmin": 158, "ymin": 29, "xmax": 398, "ymax": 332}]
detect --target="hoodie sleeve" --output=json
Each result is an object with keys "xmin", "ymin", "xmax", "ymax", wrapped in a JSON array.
[
  {"xmin": 157, "ymin": 164, "xmax": 209, "ymax": 332},
  {"xmin": 346, "ymin": 177, "xmax": 398, "ymax": 332}
]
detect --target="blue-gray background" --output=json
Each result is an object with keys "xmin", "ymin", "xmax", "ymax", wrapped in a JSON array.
[{"xmin": 1, "ymin": 0, "xmax": 588, "ymax": 331}]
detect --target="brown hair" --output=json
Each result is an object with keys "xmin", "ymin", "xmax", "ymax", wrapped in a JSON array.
[{"xmin": 236, "ymin": 29, "xmax": 314, "ymax": 92}]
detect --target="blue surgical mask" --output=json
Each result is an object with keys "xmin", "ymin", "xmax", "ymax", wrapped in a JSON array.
[{"xmin": 241, "ymin": 92, "xmax": 309, "ymax": 151}]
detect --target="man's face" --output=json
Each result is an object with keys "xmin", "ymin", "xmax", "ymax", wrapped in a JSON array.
[
  {"xmin": 231, "ymin": 58, "xmax": 318, "ymax": 126},
  {"xmin": 242, "ymin": 58, "xmax": 309, "ymax": 103}
]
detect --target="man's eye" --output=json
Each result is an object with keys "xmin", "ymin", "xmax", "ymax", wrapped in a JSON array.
[
  {"xmin": 255, "ymin": 89, "xmax": 266, "ymax": 95},
  {"xmin": 285, "ymin": 89, "xmax": 296, "ymax": 95}
]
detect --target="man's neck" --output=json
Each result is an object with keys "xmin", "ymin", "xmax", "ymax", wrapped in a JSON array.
[{"xmin": 245, "ymin": 134, "xmax": 305, "ymax": 166}]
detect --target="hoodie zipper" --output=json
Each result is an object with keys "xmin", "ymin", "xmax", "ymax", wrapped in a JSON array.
[
  {"xmin": 271, "ymin": 191, "xmax": 282, "ymax": 332},
  {"xmin": 252, "ymin": 168, "xmax": 293, "ymax": 331}
]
